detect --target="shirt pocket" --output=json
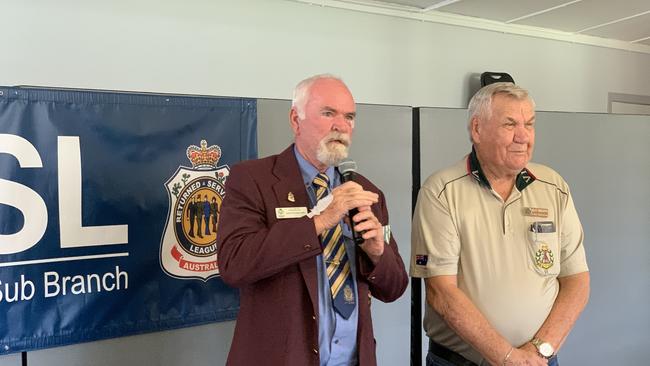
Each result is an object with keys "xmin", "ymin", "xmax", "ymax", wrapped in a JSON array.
[{"xmin": 526, "ymin": 221, "xmax": 560, "ymax": 276}]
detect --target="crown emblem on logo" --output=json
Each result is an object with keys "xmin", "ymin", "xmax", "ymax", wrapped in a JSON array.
[{"xmin": 186, "ymin": 140, "xmax": 221, "ymax": 170}]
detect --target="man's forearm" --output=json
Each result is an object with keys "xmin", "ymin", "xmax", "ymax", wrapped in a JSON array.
[
  {"xmin": 425, "ymin": 277, "xmax": 511, "ymax": 366},
  {"xmin": 532, "ymin": 271, "xmax": 590, "ymax": 352}
]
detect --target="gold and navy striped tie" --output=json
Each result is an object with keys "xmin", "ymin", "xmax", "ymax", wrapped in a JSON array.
[{"xmin": 313, "ymin": 173, "xmax": 356, "ymax": 319}]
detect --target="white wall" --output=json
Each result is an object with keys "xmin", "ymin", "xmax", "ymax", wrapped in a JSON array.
[
  {"xmin": 1, "ymin": 1, "xmax": 649, "ymax": 365},
  {"xmin": 1, "ymin": 0, "xmax": 649, "ymax": 112}
]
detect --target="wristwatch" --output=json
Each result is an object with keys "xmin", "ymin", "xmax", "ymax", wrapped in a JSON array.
[{"xmin": 531, "ymin": 338, "xmax": 554, "ymax": 359}]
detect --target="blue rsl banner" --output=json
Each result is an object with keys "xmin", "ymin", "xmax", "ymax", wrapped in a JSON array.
[{"xmin": 0, "ymin": 86, "xmax": 256, "ymax": 353}]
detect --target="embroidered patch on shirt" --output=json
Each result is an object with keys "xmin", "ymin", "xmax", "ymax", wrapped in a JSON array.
[{"xmin": 415, "ymin": 254, "xmax": 428, "ymax": 266}]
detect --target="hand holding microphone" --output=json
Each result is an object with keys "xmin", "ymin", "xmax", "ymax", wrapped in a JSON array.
[
  {"xmin": 312, "ymin": 173, "xmax": 378, "ymax": 235},
  {"xmin": 312, "ymin": 159, "xmax": 384, "ymax": 256},
  {"xmin": 337, "ymin": 159, "xmax": 365, "ymax": 245},
  {"xmin": 336, "ymin": 159, "xmax": 386, "ymax": 261}
]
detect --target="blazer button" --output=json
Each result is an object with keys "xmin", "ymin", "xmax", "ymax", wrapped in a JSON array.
[
  {"xmin": 304, "ymin": 244, "xmax": 312, "ymax": 249},
  {"xmin": 369, "ymin": 276, "xmax": 376, "ymax": 281},
  {"xmin": 312, "ymin": 348, "xmax": 318, "ymax": 354},
  {"xmin": 312, "ymin": 315, "xmax": 317, "ymax": 320}
]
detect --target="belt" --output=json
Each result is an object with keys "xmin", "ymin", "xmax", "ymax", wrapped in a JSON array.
[{"xmin": 428, "ymin": 339, "xmax": 478, "ymax": 366}]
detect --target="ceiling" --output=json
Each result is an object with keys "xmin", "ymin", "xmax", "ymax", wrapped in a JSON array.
[{"xmin": 295, "ymin": 0, "xmax": 650, "ymax": 53}]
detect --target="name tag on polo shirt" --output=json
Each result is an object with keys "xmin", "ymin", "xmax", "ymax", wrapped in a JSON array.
[
  {"xmin": 275, "ymin": 207, "xmax": 308, "ymax": 219},
  {"xmin": 524, "ymin": 207, "xmax": 549, "ymax": 218}
]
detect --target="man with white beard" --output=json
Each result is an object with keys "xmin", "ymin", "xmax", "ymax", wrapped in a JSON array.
[{"xmin": 217, "ymin": 74, "xmax": 408, "ymax": 366}]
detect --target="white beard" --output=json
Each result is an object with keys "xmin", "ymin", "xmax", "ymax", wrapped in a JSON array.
[{"xmin": 316, "ymin": 132, "xmax": 351, "ymax": 167}]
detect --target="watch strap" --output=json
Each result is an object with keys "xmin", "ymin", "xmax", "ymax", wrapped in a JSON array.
[{"xmin": 531, "ymin": 338, "xmax": 553, "ymax": 359}]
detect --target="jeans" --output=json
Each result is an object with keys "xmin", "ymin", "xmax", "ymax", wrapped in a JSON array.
[
  {"xmin": 426, "ymin": 351, "xmax": 457, "ymax": 366},
  {"xmin": 426, "ymin": 349, "xmax": 559, "ymax": 366}
]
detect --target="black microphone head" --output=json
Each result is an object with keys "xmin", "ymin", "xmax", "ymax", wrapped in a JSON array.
[{"xmin": 337, "ymin": 159, "xmax": 357, "ymax": 176}]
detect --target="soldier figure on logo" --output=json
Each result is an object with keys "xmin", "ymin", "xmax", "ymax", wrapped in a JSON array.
[
  {"xmin": 202, "ymin": 195, "xmax": 211, "ymax": 236},
  {"xmin": 210, "ymin": 197, "xmax": 219, "ymax": 233},
  {"xmin": 195, "ymin": 196, "xmax": 204, "ymax": 238},
  {"xmin": 187, "ymin": 195, "xmax": 199, "ymax": 238}
]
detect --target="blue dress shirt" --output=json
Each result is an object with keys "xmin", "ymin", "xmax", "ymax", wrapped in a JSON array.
[{"xmin": 294, "ymin": 147, "xmax": 359, "ymax": 366}]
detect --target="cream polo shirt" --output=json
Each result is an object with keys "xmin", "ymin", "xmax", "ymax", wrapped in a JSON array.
[{"xmin": 410, "ymin": 150, "xmax": 588, "ymax": 364}]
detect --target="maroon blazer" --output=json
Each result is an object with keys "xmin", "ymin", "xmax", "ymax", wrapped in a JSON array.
[{"xmin": 217, "ymin": 145, "xmax": 408, "ymax": 366}]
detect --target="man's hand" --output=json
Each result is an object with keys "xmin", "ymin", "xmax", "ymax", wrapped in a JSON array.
[
  {"xmin": 313, "ymin": 181, "xmax": 378, "ymax": 234},
  {"xmin": 353, "ymin": 206, "xmax": 385, "ymax": 264},
  {"xmin": 503, "ymin": 343, "xmax": 547, "ymax": 366}
]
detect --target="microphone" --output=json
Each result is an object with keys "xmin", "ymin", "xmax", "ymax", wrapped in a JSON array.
[{"xmin": 337, "ymin": 159, "xmax": 365, "ymax": 245}]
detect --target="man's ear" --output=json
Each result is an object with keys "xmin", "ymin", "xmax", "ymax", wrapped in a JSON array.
[
  {"xmin": 470, "ymin": 117, "xmax": 481, "ymax": 144},
  {"xmin": 289, "ymin": 108, "xmax": 300, "ymax": 135}
]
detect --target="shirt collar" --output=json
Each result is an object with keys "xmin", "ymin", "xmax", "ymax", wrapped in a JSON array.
[
  {"xmin": 466, "ymin": 146, "xmax": 536, "ymax": 191},
  {"xmin": 293, "ymin": 145, "xmax": 336, "ymax": 188}
]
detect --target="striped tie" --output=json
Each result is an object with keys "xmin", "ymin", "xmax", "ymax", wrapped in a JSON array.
[{"xmin": 313, "ymin": 173, "xmax": 356, "ymax": 319}]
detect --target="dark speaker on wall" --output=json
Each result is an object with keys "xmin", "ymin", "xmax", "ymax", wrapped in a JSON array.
[{"xmin": 480, "ymin": 72, "xmax": 515, "ymax": 86}]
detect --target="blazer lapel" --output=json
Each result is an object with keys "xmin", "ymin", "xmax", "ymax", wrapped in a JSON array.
[
  {"xmin": 271, "ymin": 146, "xmax": 310, "ymax": 208},
  {"xmin": 271, "ymin": 145, "xmax": 319, "ymax": 316}
]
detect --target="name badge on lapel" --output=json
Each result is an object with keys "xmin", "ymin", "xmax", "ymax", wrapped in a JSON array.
[{"xmin": 275, "ymin": 207, "xmax": 308, "ymax": 219}]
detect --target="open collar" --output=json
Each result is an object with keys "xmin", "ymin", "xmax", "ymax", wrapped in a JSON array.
[{"xmin": 466, "ymin": 146, "xmax": 536, "ymax": 191}]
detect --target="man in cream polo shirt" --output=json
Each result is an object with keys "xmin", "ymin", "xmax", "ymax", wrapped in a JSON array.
[{"xmin": 411, "ymin": 83, "xmax": 589, "ymax": 366}]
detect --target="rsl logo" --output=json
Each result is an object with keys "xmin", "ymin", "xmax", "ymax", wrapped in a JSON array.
[
  {"xmin": 535, "ymin": 243, "xmax": 555, "ymax": 272},
  {"xmin": 160, "ymin": 140, "xmax": 229, "ymax": 280}
]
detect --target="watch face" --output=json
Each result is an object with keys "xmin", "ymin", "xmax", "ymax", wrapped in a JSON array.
[{"xmin": 539, "ymin": 342, "xmax": 554, "ymax": 357}]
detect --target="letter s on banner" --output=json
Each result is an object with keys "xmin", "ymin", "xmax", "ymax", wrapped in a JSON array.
[{"xmin": 0, "ymin": 134, "xmax": 48, "ymax": 254}]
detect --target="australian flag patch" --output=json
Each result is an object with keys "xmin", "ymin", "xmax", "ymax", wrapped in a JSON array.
[{"xmin": 415, "ymin": 254, "xmax": 428, "ymax": 266}]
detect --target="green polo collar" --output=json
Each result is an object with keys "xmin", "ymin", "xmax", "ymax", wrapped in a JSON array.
[{"xmin": 467, "ymin": 147, "xmax": 536, "ymax": 191}]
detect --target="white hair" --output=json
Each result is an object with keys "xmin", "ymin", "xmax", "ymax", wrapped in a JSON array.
[
  {"xmin": 467, "ymin": 82, "xmax": 535, "ymax": 142},
  {"xmin": 291, "ymin": 73, "xmax": 344, "ymax": 119}
]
